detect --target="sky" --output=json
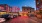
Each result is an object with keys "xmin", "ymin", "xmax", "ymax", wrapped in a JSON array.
[{"xmin": 0, "ymin": 0, "xmax": 36, "ymax": 11}]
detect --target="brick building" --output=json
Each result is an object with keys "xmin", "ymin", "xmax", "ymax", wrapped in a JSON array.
[
  {"xmin": 19, "ymin": 6, "xmax": 34, "ymax": 16},
  {"xmin": 36, "ymin": 0, "xmax": 42, "ymax": 19},
  {"xmin": 36, "ymin": 0, "xmax": 42, "ymax": 10},
  {"xmin": 0, "ymin": 4, "xmax": 10, "ymax": 12},
  {"xmin": 36, "ymin": 0, "xmax": 42, "ymax": 13},
  {"xmin": 12, "ymin": 6, "xmax": 20, "ymax": 15},
  {"xmin": 22, "ymin": 6, "xmax": 34, "ymax": 13}
]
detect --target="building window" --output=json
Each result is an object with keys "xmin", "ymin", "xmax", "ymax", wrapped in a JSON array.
[
  {"xmin": 24, "ymin": 9, "xmax": 25, "ymax": 10},
  {"xmin": 40, "ymin": 10, "xmax": 42, "ymax": 13},
  {"xmin": 28, "ymin": 12, "xmax": 29, "ymax": 13},
  {"xmin": 26, "ymin": 9, "xmax": 28, "ymax": 10},
  {"xmin": 37, "ymin": 2, "xmax": 39, "ymax": 5},
  {"xmin": 37, "ymin": 8, "xmax": 39, "ymax": 10}
]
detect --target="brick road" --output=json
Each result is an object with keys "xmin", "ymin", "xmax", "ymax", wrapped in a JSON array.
[{"xmin": 3, "ymin": 16, "xmax": 42, "ymax": 23}]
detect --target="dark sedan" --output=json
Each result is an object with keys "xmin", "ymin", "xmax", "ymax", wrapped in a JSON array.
[{"xmin": 1, "ymin": 14, "xmax": 10, "ymax": 21}]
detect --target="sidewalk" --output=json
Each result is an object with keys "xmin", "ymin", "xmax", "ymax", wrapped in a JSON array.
[{"xmin": 29, "ymin": 17, "xmax": 42, "ymax": 23}]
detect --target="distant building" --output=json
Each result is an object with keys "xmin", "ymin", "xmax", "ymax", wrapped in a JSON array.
[
  {"xmin": 19, "ymin": 6, "xmax": 34, "ymax": 16},
  {"xmin": 0, "ymin": 4, "xmax": 10, "ymax": 13},
  {"xmin": 0, "ymin": 4, "xmax": 7, "ymax": 11},
  {"xmin": 0, "ymin": 4, "xmax": 11, "ymax": 15},
  {"xmin": 36, "ymin": 0, "xmax": 42, "ymax": 14},
  {"xmin": 9, "ymin": 7, "xmax": 12, "ymax": 12},
  {"xmin": 22, "ymin": 6, "xmax": 34, "ymax": 13},
  {"xmin": 12, "ymin": 6, "xmax": 20, "ymax": 15},
  {"xmin": 12, "ymin": 6, "xmax": 20, "ymax": 12},
  {"xmin": 36, "ymin": 0, "xmax": 42, "ymax": 19}
]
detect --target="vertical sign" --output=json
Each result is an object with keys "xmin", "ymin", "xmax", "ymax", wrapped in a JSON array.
[
  {"xmin": 6, "ymin": 5, "xmax": 10, "ymax": 12},
  {"xmin": 0, "ymin": 6, "xmax": 1, "ymax": 10},
  {"xmin": 9, "ymin": 8, "xmax": 12, "ymax": 12}
]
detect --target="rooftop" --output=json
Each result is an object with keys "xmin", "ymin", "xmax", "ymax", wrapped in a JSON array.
[{"xmin": 22, "ymin": 6, "xmax": 34, "ymax": 9}]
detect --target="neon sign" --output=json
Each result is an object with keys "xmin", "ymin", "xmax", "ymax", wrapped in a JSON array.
[
  {"xmin": 0, "ymin": 6, "xmax": 4, "ymax": 10},
  {"xmin": 12, "ymin": 6, "xmax": 20, "ymax": 12}
]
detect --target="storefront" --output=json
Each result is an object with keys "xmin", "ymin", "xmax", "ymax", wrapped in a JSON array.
[{"xmin": 19, "ymin": 11, "xmax": 28, "ymax": 16}]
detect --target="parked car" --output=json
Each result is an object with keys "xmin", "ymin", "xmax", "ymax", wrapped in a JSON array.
[
  {"xmin": 18, "ymin": 15, "xmax": 21, "ymax": 17},
  {"xmin": 13, "ymin": 15, "xmax": 17, "ymax": 18},
  {"xmin": 0, "ymin": 18, "xmax": 5, "ymax": 23},
  {"xmin": 10, "ymin": 15, "xmax": 14, "ymax": 19},
  {"xmin": 1, "ymin": 14, "xmax": 10, "ymax": 21},
  {"xmin": 10, "ymin": 15, "xmax": 17, "ymax": 19}
]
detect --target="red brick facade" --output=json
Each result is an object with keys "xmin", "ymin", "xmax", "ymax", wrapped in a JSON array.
[{"xmin": 36, "ymin": 0, "xmax": 42, "ymax": 10}]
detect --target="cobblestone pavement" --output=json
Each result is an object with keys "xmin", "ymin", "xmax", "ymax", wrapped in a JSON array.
[{"xmin": 3, "ymin": 16, "xmax": 42, "ymax": 23}]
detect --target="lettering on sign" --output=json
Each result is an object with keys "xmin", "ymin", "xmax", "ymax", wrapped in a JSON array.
[{"xmin": 12, "ymin": 6, "xmax": 20, "ymax": 12}]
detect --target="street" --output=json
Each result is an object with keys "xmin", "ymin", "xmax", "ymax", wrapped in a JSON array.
[
  {"xmin": 3, "ymin": 16, "xmax": 42, "ymax": 23},
  {"xmin": 0, "ymin": 0, "xmax": 42, "ymax": 23}
]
